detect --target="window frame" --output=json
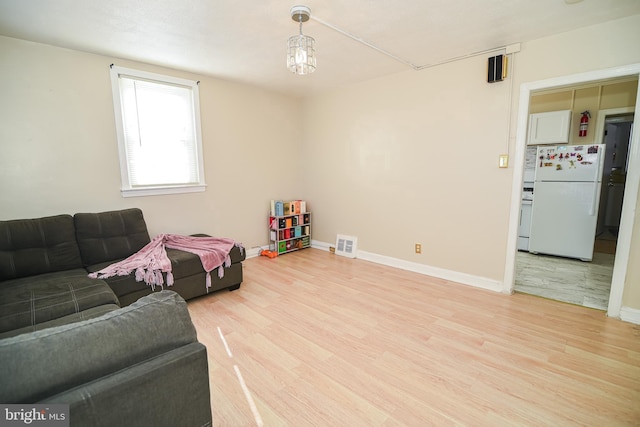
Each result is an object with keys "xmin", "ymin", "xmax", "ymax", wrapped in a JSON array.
[{"xmin": 109, "ymin": 65, "xmax": 206, "ymax": 197}]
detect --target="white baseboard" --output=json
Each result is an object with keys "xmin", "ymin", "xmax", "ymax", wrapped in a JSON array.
[
  {"xmin": 311, "ymin": 240, "xmax": 503, "ymax": 293},
  {"xmin": 245, "ymin": 246, "xmax": 268, "ymax": 259},
  {"xmin": 620, "ymin": 306, "xmax": 640, "ymax": 325},
  {"xmin": 311, "ymin": 239, "xmax": 332, "ymax": 251}
]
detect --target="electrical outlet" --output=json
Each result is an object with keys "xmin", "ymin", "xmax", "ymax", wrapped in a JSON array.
[{"xmin": 415, "ymin": 243, "xmax": 422, "ymax": 254}]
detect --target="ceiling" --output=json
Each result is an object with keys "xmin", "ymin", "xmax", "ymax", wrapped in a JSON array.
[{"xmin": 1, "ymin": 0, "xmax": 639, "ymax": 97}]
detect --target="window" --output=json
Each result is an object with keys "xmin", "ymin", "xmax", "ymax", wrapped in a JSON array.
[{"xmin": 109, "ymin": 66, "xmax": 206, "ymax": 197}]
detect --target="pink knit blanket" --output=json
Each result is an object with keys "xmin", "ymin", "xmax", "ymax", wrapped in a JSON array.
[{"xmin": 88, "ymin": 234, "xmax": 243, "ymax": 291}]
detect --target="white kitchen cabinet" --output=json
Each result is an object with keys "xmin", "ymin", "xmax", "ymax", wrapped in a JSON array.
[{"xmin": 527, "ymin": 110, "xmax": 572, "ymax": 145}]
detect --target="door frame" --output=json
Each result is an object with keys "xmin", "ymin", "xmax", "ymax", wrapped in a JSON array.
[
  {"xmin": 504, "ymin": 63, "xmax": 640, "ymax": 319},
  {"xmin": 593, "ymin": 107, "xmax": 635, "ymax": 145}
]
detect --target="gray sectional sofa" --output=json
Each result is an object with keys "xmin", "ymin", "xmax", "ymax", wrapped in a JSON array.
[
  {"xmin": 0, "ymin": 208, "xmax": 245, "ymax": 425},
  {"xmin": 0, "ymin": 290, "xmax": 213, "ymax": 427},
  {"xmin": 0, "ymin": 207, "xmax": 245, "ymax": 337}
]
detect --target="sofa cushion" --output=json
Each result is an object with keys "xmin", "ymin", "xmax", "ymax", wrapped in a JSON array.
[
  {"xmin": 84, "ymin": 243, "xmax": 245, "ymax": 302},
  {"xmin": 0, "ymin": 269, "xmax": 119, "ymax": 334},
  {"xmin": 0, "ymin": 215, "xmax": 83, "ymax": 281},
  {"xmin": 86, "ymin": 261, "xmax": 150, "ymax": 299},
  {"xmin": 0, "ymin": 303, "xmax": 119, "ymax": 339},
  {"xmin": 166, "ymin": 244, "xmax": 245, "ymax": 278},
  {"xmin": 74, "ymin": 208, "xmax": 151, "ymax": 267},
  {"xmin": 0, "ymin": 290, "xmax": 199, "ymax": 403}
]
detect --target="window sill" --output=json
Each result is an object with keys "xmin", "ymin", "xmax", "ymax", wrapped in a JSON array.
[{"xmin": 121, "ymin": 184, "xmax": 206, "ymax": 198}]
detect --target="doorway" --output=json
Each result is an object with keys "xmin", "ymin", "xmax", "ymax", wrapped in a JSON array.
[
  {"xmin": 504, "ymin": 64, "xmax": 640, "ymax": 320},
  {"xmin": 514, "ymin": 110, "xmax": 634, "ymax": 310},
  {"xmin": 596, "ymin": 111, "xmax": 634, "ymax": 253}
]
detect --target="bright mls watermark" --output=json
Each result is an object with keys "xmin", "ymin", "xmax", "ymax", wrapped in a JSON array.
[{"xmin": 0, "ymin": 405, "xmax": 69, "ymax": 426}]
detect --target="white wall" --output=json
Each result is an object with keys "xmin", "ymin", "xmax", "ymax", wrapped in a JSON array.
[
  {"xmin": 0, "ymin": 36, "xmax": 302, "ymax": 251},
  {"xmin": 301, "ymin": 55, "xmax": 513, "ymax": 283},
  {"xmin": 301, "ymin": 15, "xmax": 640, "ymax": 305}
]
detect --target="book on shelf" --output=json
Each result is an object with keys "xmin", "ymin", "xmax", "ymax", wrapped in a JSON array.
[
  {"xmin": 294, "ymin": 226, "xmax": 302, "ymax": 237},
  {"xmin": 285, "ymin": 218, "xmax": 293, "ymax": 228},
  {"xmin": 275, "ymin": 201, "xmax": 284, "ymax": 217},
  {"xmin": 269, "ymin": 199, "xmax": 308, "ymax": 217}
]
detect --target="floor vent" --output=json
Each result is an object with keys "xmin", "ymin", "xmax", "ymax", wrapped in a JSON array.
[{"xmin": 335, "ymin": 235, "xmax": 357, "ymax": 258}]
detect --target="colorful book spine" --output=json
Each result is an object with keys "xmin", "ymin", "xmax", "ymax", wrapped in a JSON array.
[
  {"xmin": 275, "ymin": 201, "xmax": 284, "ymax": 217},
  {"xmin": 271, "ymin": 200, "xmax": 307, "ymax": 216}
]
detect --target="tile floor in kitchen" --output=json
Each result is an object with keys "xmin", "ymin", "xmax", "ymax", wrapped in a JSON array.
[{"xmin": 514, "ymin": 239, "xmax": 615, "ymax": 311}]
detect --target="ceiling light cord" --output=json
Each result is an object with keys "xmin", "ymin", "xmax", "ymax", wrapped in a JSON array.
[
  {"xmin": 310, "ymin": 15, "xmax": 418, "ymax": 69},
  {"xmin": 311, "ymin": 14, "xmax": 510, "ymax": 71}
]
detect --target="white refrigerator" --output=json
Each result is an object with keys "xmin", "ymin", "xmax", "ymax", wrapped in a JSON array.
[{"xmin": 528, "ymin": 144, "xmax": 606, "ymax": 261}]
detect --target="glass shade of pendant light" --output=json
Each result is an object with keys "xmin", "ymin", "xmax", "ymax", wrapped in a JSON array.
[{"xmin": 287, "ymin": 5, "xmax": 316, "ymax": 75}]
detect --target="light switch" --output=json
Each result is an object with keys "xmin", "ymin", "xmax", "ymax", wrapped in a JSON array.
[{"xmin": 499, "ymin": 154, "xmax": 509, "ymax": 168}]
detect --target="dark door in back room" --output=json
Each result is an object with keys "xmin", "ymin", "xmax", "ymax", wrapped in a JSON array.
[{"xmin": 596, "ymin": 113, "xmax": 634, "ymax": 255}]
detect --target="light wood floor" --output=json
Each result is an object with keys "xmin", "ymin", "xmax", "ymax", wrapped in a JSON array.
[{"xmin": 187, "ymin": 249, "xmax": 640, "ymax": 426}]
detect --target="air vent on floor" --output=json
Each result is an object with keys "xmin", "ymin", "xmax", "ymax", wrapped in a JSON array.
[{"xmin": 335, "ymin": 234, "xmax": 358, "ymax": 258}]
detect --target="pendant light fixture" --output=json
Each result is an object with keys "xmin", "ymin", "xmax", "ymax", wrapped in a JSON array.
[{"xmin": 287, "ymin": 5, "xmax": 316, "ymax": 75}]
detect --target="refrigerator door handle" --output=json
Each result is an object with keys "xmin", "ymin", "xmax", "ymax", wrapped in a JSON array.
[{"xmin": 589, "ymin": 182, "xmax": 599, "ymax": 216}]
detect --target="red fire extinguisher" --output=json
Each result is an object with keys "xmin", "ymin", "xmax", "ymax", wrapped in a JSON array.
[{"xmin": 579, "ymin": 110, "xmax": 591, "ymax": 137}]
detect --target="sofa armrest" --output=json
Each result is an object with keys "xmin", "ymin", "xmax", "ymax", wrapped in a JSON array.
[
  {"xmin": 48, "ymin": 343, "xmax": 211, "ymax": 427},
  {"xmin": 0, "ymin": 290, "xmax": 201, "ymax": 403}
]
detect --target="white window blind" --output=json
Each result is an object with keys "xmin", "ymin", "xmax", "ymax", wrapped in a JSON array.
[{"xmin": 110, "ymin": 66, "xmax": 205, "ymax": 197}]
